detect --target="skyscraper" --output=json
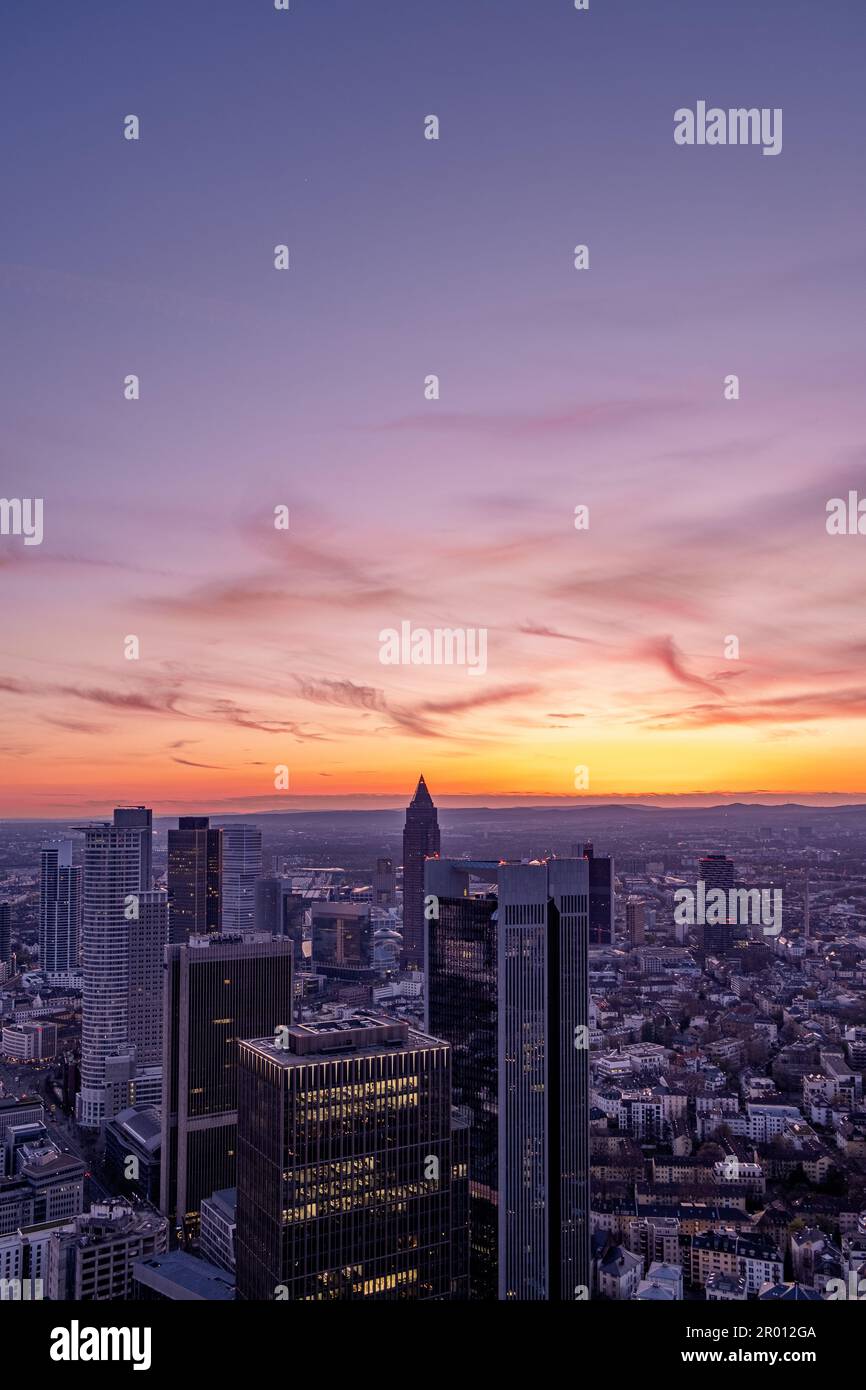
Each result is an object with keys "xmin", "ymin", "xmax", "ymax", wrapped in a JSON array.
[
  {"xmin": 167, "ymin": 816, "xmax": 222, "ymax": 942},
  {"xmin": 573, "ymin": 841, "xmax": 614, "ymax": 946},
  {"xmin": 697, "ymin": 854, "xmax": 741, "ymax": 957},
  {"xmin": 220, "ymin": 824, "xmax": 262, "ymax": 933},
  {"xmin": 76, "ymin": 821, "xmax": 150, "ymax": 1129},
  {"xmin": 626, "ymin": 896, "xmax": 646, "ymax": 948},
  {"xmin": 372, "ymin": 857, "xmax": 397, "ymax": 907},
  {"xmin": 426, "ymin": 856, "xmax": 591, "ymax": 1301},
  {"xmin": 0, "ymin": 902, "xmax": 11, "ymax": 969},
  {"xmin": 253, "ymin": 876, "xmax": 305, "ymax": 952},
  {"xmin": 160, "ymin": 935, "xmax": 293, "ymax": 1237},
  {"xmin": 311, "ymin": 902, "xmax": 372, "ymax": 977},
  {"xmin": 39, "ymin": 841, "xmax": 81, "ymax": 974},
  {"xmin": 401, "ymin": 776, "xmax": 440, "ymax": 969},
  {"xmin": 699, "ymin": 853, "xmax": 735, "ymax": 890},
  {"xmin": 235, "ymin": 1012, "xmax": 468, "ymax": 1300},
  {"xmin": 129, "ymin": 891, "xmax": 169, "ymax": 1069},
  {"xmin": 113, "ymin": 806, "xmax": 153, "ymax": 891}
]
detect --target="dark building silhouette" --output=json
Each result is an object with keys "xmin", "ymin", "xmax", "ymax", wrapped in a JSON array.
[
  {"xmin": 311, "ymin": 902, "xmax": 372, "ymax": 977},
  {"xmin": 372, "ymin": 857, "xmax": 397, "ymax": 907},
  {"xmin": 253, "ymin": 876, "xmax": 305, "ymax": 958},
  {"xmin": 401, "ymin": 775, "xmax": 440, "ymax": 968},
  {"xmin": 167, "ymin": 817, "xmax": 222, "ymax": 943},
  {"xmin": 698, "ymin": 854, "xmax": 741, "ymax": 957},
  {"xmin": 426, "ymin": 858, "xmax": 591, "ymax": 1301},
  {"xmin": 699, "ymin": 854, "xmax": 735, "ymax": 890},
  {"xmin": 160, "ymin": 935, "xmax": 293, "ymax": 1239},
  {"xmin": 573, "ymin": 842, "xmax": 614, "ymax": 946},
  {"xmin": 0, "ymin": 902, "xmax": 11, "ymax": 968},
  {"xmin": 235, "ymin": 1012, "xmax": 468, "ymax": 1300}
]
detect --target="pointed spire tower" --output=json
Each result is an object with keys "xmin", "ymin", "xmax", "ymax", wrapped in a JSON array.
[{"xmin": 401, "ymin": 775, "xmax": 440, "ymax": 969}]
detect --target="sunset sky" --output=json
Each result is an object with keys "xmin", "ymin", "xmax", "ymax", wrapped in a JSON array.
[{"xmin": 2, "ymin": 0, "xmax": 866, "ymax": 817}]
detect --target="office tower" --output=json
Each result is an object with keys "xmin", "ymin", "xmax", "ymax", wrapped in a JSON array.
[
  {"xmin": 699, "ymin": 854, "xmax": 735, "ymax": 890},
  {"xmin": 160, "ymin": 935, "xmax": 293, "ymax": 1236},
  {"xmin": 803, "ymin": 869, "xmax": 810, "ymax": 940},
  {"xmin": 76, "ymin": 822, "xmax": 148, "ymax": 1129},
  {"xmin": 235, "ymin": 1012, "xmax": 468, "ymax": 1300},
  {"xmin": 39, "ymin": 842, "xmax": 81, "ymax": 974},
  {"xmin": 401, "ymin": 775, "xmax": 440, "ymax": 968},
  {"xmin": 697, "ymin": 854, "xmax": 742, "ymax": 957},
  {"xmin": 129, "ymin": 890, "xmax": 169, "ymax": 1068},
  {"xmin": 373, "ymin": 857, "xmax": 397, "ymax": 907},
  {"xmin": 573, "ymin": 842, "xmax": 614, "ymax": 946},
  {"xmin": 0, "ymin": 903, "xmax": 10, "ymax": 968},
  {"xmin": 426, "ymin": 857, "xmax": 591, "ymax": 1301},
  {"xmin": 254, "ymin": 876, "xmax": 305, "ymax": 952},
  {"xmin": 113, "ymin": 805, "xmax": 153, "ymax": 891},
  {"xmin": 220, "ymin": 824, "xmax": 262, "ymax": 933},
  {"xmin": 626, "ymin": 896, "xmax": 646, "ymax": 948},
  {"xmin": 47, "ymin": 1201, "xmax": 168, "ymax": 1300},
  {"xmin": 311, "ymin": 902, "xmax": 372, "ymax": 976},
  {"xmin": 167, "ymin": 816, "xmax": 222, "ymax": 943}
]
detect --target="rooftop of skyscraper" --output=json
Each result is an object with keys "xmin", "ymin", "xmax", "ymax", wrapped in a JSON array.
[{"xmin": 241, "ymin": 1010, "xmax": 445, "ymax": 1066}]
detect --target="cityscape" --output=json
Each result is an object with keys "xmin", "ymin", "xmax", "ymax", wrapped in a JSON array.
[
  {"xmin": 1, "ymin": 788, "xmax": 866, "ymax": 1308},
  {"xmin": 1, "ymin": 0, "xmax": 865, "ymax": 1360}
]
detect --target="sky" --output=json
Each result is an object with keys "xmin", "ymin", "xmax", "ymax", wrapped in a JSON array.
[{"xmin": 2, "ymin": 0, "xmax": 866, "ymax": 817}]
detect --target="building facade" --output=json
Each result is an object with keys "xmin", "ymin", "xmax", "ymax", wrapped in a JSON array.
[
  {"xmin": 160, "ymin": 935, "xmax": 293, "ymax": 1236},
  {"xmin": 235, "ymin": 1012, "xmax": 467, "ymax": 1301},
  {"xmin": 426, "ymin": 857, "xmax": 591, "ymax": 1301}
]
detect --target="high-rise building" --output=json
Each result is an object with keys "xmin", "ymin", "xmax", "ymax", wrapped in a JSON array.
[
  {"xmin": 0, "ymin": 903, "xmax": 10, "ymax": 969},
  {"xmin": 129, "ymin": 891, "xmax": 169, "ymax": 1069},
  {"xmin": 160, "ymin": 934, "xmax": 293, "ymax": 1236},
  {"xmin": 573, "ymin": 842, "xmax": 614, "ymax": 946},
  {"xmin": 699, "ymin": 854, "xmax": 735, "ymax": 890},
  {"xmin": 311, "ymin": 902, "xmax": 372, "ymax": 976},
  {"xmin": 113, "ymin": 806, "xmax": 153, "ymax": 891},
  {"xmin": 76, "ymin": 821, "xmax": 150, "ymax": 1129},
  {"xmin": 235, "ymin": 1012, "xmax": 468, "ymax": 1300},
  {"xmin": 39, "ymin": 842, "xmax": 81, "ymax": 974},
  {"xmin": 426, "ymin": 857, "xmax": 591, "ymax": 1301},
  {"xmin": 167, "ymin": 816, "xmax": 222, "ymax": 942},
  {"xmin": 372, "ymin": 857, "xmax": 397, "ymax": 907},
  {"xmin": 401, "ymin": 776, "xmax": 440, "ymax": 968},
  {"xmin": 626, "ymin": 896, "xmax": 646, "ymax": 948},
  {"xmin": 697, "ymin": 854, "xmax": 743, "ymax": 957},
  {"xmin": 253, "ymin": 876, "xmax": 305, "ymax": 954},
  {"xmin": 220, "ymin": 825, "xmax": 262, "ymax": 933}
]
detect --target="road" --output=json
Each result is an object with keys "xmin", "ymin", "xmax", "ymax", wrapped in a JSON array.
[{"xmin": 0, "ymin": 1058, "xmax": 113, "ymax": 1202}]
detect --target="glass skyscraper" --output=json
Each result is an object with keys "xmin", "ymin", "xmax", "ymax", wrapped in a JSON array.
[
  {"xmin": 235, "ymin": 1012, "xmax": 468, "ymax": 1301},
  {"xmin": 426, "ymin": 857, "xmax": 590, "ymax": 1301}
]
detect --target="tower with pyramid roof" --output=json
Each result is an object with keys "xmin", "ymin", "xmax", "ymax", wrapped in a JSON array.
[{"xmin": 401, "ymin": 775, "xmax": 440, "ymax": 968}]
